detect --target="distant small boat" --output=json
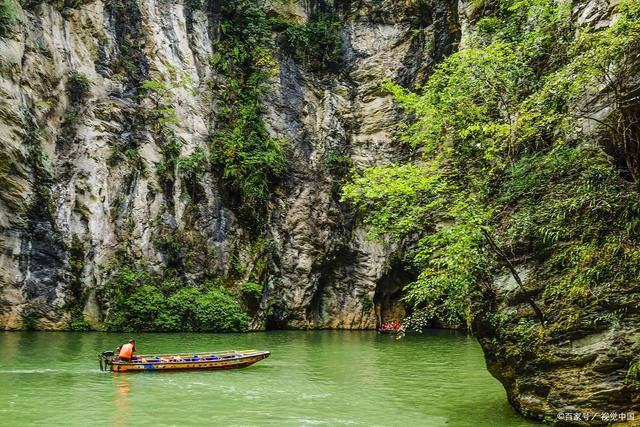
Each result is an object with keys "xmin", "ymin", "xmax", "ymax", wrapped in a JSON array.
[
  {"xmin": 378, "ymin": 321, "xmax": 402, "ymax": 335},
  {"xmin": 99, "ymin": 349, "xmax": 270, "ymax": 372}
]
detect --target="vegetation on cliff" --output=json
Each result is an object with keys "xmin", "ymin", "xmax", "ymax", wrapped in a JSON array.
[
  {"xmin": 343, "ymin": 0, "xmax": 640, "ymax": 331},
  {"xmin": 342, "ymin": 3, "xmax": 640, "ymax": 417},
  {"xmin": 66, "ymin": 235, "xmax": 91, "ymax": 331},
  {"xmin": 210, "ymin": 0, "xmax": 286, "ymax": 225},
  {"xmin": 208, "ymin": 0, "xmax": 344, "ymax": 224},
  {"xmin": 98, "ymin": 269, "xmax": 250, "ymax": 332},
  {"xmin": 97, "ymin": 0, "xmax": 290, "ymax": 331},
  {"xmin": 282, "ymin": 11, "xmax": 343, "ymax": 72},
  {"xmin": 0, "ymin": 0, "xmax": 17, "ymax": 37}
]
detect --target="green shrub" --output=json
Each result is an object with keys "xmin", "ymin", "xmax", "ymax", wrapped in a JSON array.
[
  {"xmin": 67, "ymin": 72, "xmax": 92, "ymax": 103},
  {"xmin": 241, "ymin": 281, "xmax": 263, "ymax": 299},
  {"xmin": 162, "ymin": 287, "xmax": 201, "ymax": 330},
  {"xmin": 284, "ymin": 12, "xmax": 343, "ymax": 72},
  {"xmin": 626, "ymin": 359, "xmax": 640, "ymax": 389},
  {"xmin": 0, "ymin": 0, "xmax": 17, "ymax": 38},
  {"xmin": 325, "ymin": 151, "xmax": 352, "ymax": 176},
  {"xmin": 194, "ymin": 290, "xmax": 249, "ymax": 332},
  {"xmin": 123, "ymin": 284, "xmax": 165, "ymax": 330},
  {"xmin": 152, "ymin": 286, "xmax": 200, "ymax": 331},
  {"xmin": 100, "ymin": 268, "xmax": 249, "ymax": 332},
  {"xmin": 100, "ymin": 268, "xmax": 151, "ymax": 331},
  {"xmin": 107, "ymin": 147, "xmax": 141, "ymax": 167},
  {"xmin": 178, "ymin": 146, "xmax": 210, "ymax": 201},
  {"xmin": 178, "ymin": 146, "xmax": 209, "ymax": 177}
]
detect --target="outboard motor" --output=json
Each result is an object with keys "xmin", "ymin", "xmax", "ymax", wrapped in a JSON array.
[{"xmin": 99, "ymin": 351, "xmax": 115, "ymax": 371}]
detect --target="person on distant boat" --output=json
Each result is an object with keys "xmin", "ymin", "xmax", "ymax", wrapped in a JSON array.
[{"xmin": 118, "ymin": 339, "xmax": 136, "ymax": 362}]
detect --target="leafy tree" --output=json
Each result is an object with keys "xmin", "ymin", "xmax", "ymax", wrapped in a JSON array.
[{"xmin": 342, "ymin": 0, "xmax": 640, "ymax": 329}]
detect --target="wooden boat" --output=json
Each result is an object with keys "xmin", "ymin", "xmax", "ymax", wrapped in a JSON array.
[
  {"xmin": 378, "ymin": 328, "xmax": 400, "ymax": 335},
  {"xmin": 378, "ymin": 322, "xmax": 402, "ymax": 335},
  {"xmin": 99, "ymin": 349, "xmax": 270, "ymax": 372}
]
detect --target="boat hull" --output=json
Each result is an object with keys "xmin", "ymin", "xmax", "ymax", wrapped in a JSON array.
[
  {"xmin": 378, "ymin": 329, "xmax": 400, "ymax": 335},
  {"xmin": 107, "ymin": 350, "xmax": 270, "ymax": 372}
]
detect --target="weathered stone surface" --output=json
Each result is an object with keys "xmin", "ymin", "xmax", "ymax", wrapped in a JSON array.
[
  {"xmin": 0, "ymin": 0, "xmax": 457, "ymax": 330},
  {"xmin": 475, "ymin": 258, "xmax": 640, "ymax": 423}
]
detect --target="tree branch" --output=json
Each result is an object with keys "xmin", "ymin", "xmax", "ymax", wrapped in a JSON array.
[{"xmin": 482, "ymin": 229, "xmax": 545, "ymax": 324}]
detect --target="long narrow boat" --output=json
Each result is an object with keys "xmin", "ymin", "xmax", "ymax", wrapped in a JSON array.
[{"xmin": 99, "ymin": 349, "xmax": 270, "ymax": 372}]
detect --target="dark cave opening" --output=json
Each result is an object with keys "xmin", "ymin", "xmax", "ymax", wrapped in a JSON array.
[{"xmin": 373, "ymin": 256, "xmax": 417, "ymax": 327}]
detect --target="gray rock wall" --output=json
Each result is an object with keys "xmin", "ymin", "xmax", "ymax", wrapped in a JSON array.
[{"xmin": 0, "ymin": 0, "xmax": 458, "ymax": 330}]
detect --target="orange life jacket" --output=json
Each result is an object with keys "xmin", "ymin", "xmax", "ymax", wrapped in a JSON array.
[{"xmin": 119, "ymin": 343, "xmax": 133, "ymax": 358}]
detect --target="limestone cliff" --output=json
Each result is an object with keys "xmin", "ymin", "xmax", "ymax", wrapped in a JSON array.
[{"xmin": 0, "ymin": 0, "xmax": 457, "ymax": 330}]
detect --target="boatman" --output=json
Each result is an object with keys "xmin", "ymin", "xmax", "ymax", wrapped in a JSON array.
[{"xmin": 118, "ymin": 339, "xmax": 136, "ymax": 362}]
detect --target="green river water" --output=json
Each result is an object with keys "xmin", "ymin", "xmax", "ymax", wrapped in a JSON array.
[{"xmin": 0, "ymin": 330, "xmax": 536, "ymax": 427}]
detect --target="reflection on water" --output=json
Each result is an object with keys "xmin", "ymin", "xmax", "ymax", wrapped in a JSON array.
[
  {"xmin": 114, "ymin": 376, "xmax": 130, "ymax": 427},
  {"xmin": 0, "ymin": 331, "xmax": 537, "ymax": 427}
]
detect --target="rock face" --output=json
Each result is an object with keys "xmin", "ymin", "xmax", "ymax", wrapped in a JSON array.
[
  {"xmin": 474, "ymin": 265, "xmax": 640, "ymax": 425},
  {"xmin": 467, "ymin": 1, "xmax": 640, "ymax": 422},
  {"xmin": 0, "ymin": 0, "xmax": 458, "ymax": 330}
]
